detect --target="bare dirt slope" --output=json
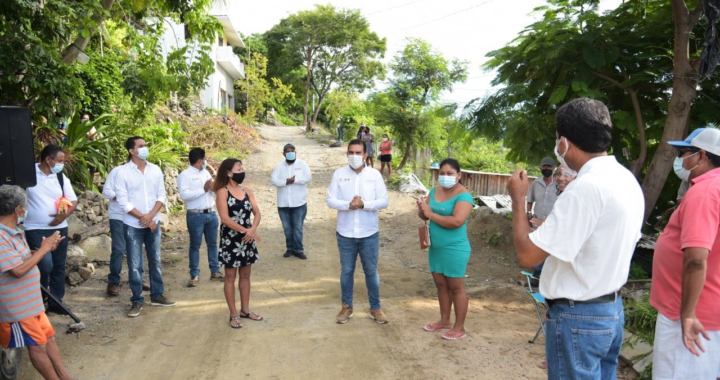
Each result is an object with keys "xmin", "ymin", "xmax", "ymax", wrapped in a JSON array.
[{"xmin": 18, "ymin": 126, "xmax": 547, "ymax": 380}]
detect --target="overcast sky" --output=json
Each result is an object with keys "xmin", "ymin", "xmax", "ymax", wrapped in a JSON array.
[{"xmin": 238, "ymin": 0, "xmax": 624, "ymax": 107}]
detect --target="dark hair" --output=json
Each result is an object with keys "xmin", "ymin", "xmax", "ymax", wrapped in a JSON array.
[
  {"xmin": 125, "ymin": 136, "xmax": 144, "ymax": 159},
  {"xmin": 213, "ymin": 158, "xmax": 242, "ymax": 192},
  {"xmin": 556, "ymin": 98, "xmax": 613, "ymax": 153},
  {"xmin": 40, "ymin": 144, "xmax": 64, "ymax": 161},
  {"xmin": 189, "ymin": 148, "xmax": 206, "ymax": 165},
  {"xmin": 439, "ymin": 158, "xmax": 461, "ymax": 174},
  {"xmin": 348, "ymin": 139, "xmax": 366, "ymax": 153},
  {"xmin": 706, "ymin": 151, "xmax": 720, "ymax": 168}
]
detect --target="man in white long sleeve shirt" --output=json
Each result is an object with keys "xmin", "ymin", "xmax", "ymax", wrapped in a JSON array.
[
  {"xmin": 327, "ymin": 139, "xmax": 389, "ymax": 325},
  {"xmin": 102, "ymin": 160, "xmax": 150, "ymax": 296},
  {"xmin": 178, "ymin": 148, "xmax": 223, "ymax": 288},
  {"xmin": 115, "ymin": 136, "xmax": 175, "ymax": 317},
  {"xmin": 271, "ymin": 143, "xmax": 312, "ymax": 260}
]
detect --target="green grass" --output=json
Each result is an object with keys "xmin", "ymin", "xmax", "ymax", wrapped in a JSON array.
[{"xmin": 209, "ymin": 148, "xmax": 248, "ymax": 162}]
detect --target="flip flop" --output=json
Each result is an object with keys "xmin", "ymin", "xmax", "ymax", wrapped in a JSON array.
[
  {"xmin": 239, "ymin": 310, "xmax": 263, "ymax": 321},
  {"xmin": 423, "ymin": 323, "xmax": 452, "ymax": 332},
  {"xmin": 441, "ymin": 331, "xmax": 467, "ymax": 340}
]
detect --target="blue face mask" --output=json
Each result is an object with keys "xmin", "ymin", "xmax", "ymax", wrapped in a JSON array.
[
  {"xmin": 439, "ymin": 175, "xmax": 457, "ymax": 189},
  {"xmin": 285, "ymin": 152, "xmax": 296, "ymax": 161},
  {"xmin": 51, "ymin": 163, "xmax": 64, "ymax": 174},
  {"xmin": 202, "ymin": 160, "xmax": 208, "ymax": 170},
  {"xmin": 674, "ymin": 152, "xmax": 699, "ymax": 182},
  {"xmin": 137, "ymin": 147, "xmax": 149, "ymax": 161}
]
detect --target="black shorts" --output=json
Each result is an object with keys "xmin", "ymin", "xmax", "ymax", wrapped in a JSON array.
[{"xmin": 380, "ymin": 154, "xmax": 392, "ymax": 163}]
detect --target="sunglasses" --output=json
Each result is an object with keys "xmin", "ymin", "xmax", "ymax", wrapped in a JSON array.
[{"xmin": 677, "ymin": 149, "xmax": 699, "ymax": 158}]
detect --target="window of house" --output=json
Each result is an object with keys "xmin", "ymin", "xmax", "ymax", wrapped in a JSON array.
[{"xmin": 184, "ymin": 24, "xmax": 191, "ymax": 40}]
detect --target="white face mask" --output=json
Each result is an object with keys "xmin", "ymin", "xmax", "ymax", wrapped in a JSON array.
[
  {"xmin": 554, "ymin": 137, "xmax": 570, "ymax": 170},
  {"xmin": 348, "ymin": 155, "xmax": 364, "ymax": 169},
  {"xmin": 136, "ymin": 147, "xmax": 149, "ymax": 161},
  {"xmin": 439, "ymin": 175, "xmax": 457, "ymax": 189},
  {"xmin": 382, "ymin": 137, "xmax": 388, "ymax": 142},
  {"xmin": 202, "ymin": 160, "xmax": 208, "ymax": 170},
  {"xmin": 17, "ymin": 207, "xmax": 27, "ymax": 224}
]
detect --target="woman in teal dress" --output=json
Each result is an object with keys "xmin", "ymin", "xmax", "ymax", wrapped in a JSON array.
[{"xmin": 417, "ymin": 158, "xmax": 474, "ymax": 340}]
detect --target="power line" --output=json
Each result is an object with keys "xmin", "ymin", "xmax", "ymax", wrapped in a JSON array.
[
  {"xmin": 367, "ymin": 0, "xmax": 426, "ymax": 16},
  {"xmin": 391, "ymin": 0, "xmax": 498, "ymax": 34}
]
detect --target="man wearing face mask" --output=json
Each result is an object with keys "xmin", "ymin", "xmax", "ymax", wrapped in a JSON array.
[
  {"xmin": 115, "ymin": 136, "xmax": 175, "ymax": 317},
  {"xmin": 271, "ymin": 143, "xmax": 312, "ymax": 260},
  {"xmin": 508, "ymin": 98, "xmax": 644, "ymax": 379},
  {"xmin": 24, "ymin": 144, "xmax": 78, "ymax": 315},
  {"xmin": 327, "ymin": 139, "xmax": 389, "ymax": 325},
  {"xmin": 526, "ymin": 157, "xmax": 558, "ymax": 223},
  {"xmin": 178, "ymin": 148, "xmax": 223, "ymax": 287},
  {"xmin": 650, "ymin": 127, "xmax": 720, "ymax": 379}
]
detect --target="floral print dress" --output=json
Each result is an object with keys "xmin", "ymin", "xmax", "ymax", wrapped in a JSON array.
[{"xmin": 219, "ymin": 187, "xmax": 258, "ymax": 268}]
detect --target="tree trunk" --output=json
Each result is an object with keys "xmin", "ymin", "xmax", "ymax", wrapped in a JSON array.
[
  {"xmin": 302, "ymin": 52, "xmax": 313, "ymax": 129},
  {"xmin": 627, "ymin": 88, "xmax": 648, "ymax": 177},
  {"xmin": 311, "ymin": 93, "xmax": 326, "ymax": 124},
  {"xmin": 640, "ymin": 0, "xmax": 703, "ymax": 224},
  {"xmin": 61, "ymin": 0, "xmax": 115, "ymax": 64},
  {"xmin": 398, "ymin": 127, "xmax": 414, "ymax": 170}
]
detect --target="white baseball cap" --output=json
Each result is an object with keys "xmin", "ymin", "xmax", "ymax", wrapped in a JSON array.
[{"xmin": 668, "ymin": 127, "xmax": 720, "ymax": 156}]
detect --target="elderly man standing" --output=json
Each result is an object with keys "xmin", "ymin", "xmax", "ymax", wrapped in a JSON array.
[
  {"xmin": 526, "ymin": 157, "xmax": 558, "ymax": 223},
  {"xmin": 327, "ymin": 139, "xmax": 389, "ymax": 325},
  {"xmin": 24, "ymin": 144, "xmax": 77, "ymax": 315},
  {"xmin": 178, "ymin": 148, "xmax": 223, "ymax": 287},
  {"xmin": 508, "ymin": 98, "xmax": 644, "ymax": 379},
  {"xmin": 271, "ymin": 143, "xmax": 312, "ymax": 260},
  {"xmin": 115, "ymin": 136, "xmax": 175, "ymax": 317},
  {"xmin": 651, "ymin": 127, "xmax": 720, "ymax": 379},
  {"xmin": 0, "ymin": 185, "xmax": 74, "ymax": 380}
]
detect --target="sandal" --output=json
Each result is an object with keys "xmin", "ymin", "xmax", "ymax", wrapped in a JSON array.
[
  {"xmin": 538, "ymin": 360, "xmax": 548, "ymax": 370},
  {"xmin": 441, "ymin": 331, "xmax": 467, "ymax": 340},
  {"xmin": 423, "ymin": 323, "xmax": 452, "ymax": 332},
  {"xmin": 229, "ymin": 316, "xmax": 243, "ymax": 329},
  {"xmin": 239, "ymin": 310, "xmax": 263, "ymax": 321}
]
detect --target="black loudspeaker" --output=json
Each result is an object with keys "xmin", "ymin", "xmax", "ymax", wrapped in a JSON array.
[{"xmin": 0, "ymin": 106, "xmax": 36, "ymax": 188}]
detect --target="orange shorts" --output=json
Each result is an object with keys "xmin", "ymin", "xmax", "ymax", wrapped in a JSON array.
[{"xmin": 0, "ymin": 312, "xmax": 55, "ymax": 348}]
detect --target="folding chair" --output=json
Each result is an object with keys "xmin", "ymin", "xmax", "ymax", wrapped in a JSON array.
[{"xmin": 521, "ymin": 270, "xmax": 548, "ymax": 344}]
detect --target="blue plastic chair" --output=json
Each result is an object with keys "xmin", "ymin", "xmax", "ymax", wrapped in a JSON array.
[{"xmin": 521, "ymin": 270, "xmax": 547, "ymax": 344}]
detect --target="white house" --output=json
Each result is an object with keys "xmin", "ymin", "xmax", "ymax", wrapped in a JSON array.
[{"xmin": 160, "ymin": 1, "xmax": 245, "ymax": 112}]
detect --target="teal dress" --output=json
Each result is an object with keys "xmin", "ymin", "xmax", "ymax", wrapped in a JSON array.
[{"xmin": 428, "ymin": 187, "xmax": 475, "ymax": 278}]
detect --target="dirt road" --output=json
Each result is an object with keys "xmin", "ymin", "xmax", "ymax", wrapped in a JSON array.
[{"xmin": 18, "ymin": 126, "xmax": 546, "ymax": 380}]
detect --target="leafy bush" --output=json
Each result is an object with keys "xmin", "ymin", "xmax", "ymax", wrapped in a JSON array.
[
  {"xmin": 62, "ymin": 111, "xmax": 116, "ymax": 190},
  {"xmin": 629, "ymin": 262, "xmax": 650, "ymax": 280},
  {"xmin": 624, "ymin": 293, "xmax": 657, "ymax": 345},
  {"xmin": 133, "ymin": 122, "xmax": 188, "ymax": 170}
]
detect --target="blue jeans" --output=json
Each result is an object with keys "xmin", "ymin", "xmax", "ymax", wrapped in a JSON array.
[
  {"xmin": 278, "ymin": 204, "xmax": 307, "ymax": 254},
  {"xmin": 533, "ymin": 260, "xmax": 545, "ymax": 278},
  {"xmin": 108, "ymin": 219, "xmax": 126, "ymax": 285},
  {"xmin": 186, "ymin": 211, "xmax": 220, "ymax": 276},
  {"xmin": 25, "ymin": 228, "xmax": 68, "ymax": 308},
  {"xmin": 124, "ymin": 224, "xmax": 164, "ymax": 304},
  {"xmin": 545, "ymin": 298, "xmax": 624, "ymax": 380},
  {"xmin": 336, "ymin": 232, "xmax": 381, "ymax": 310}
]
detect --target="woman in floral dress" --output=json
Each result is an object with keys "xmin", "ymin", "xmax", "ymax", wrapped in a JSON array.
[{"xmin": 214, "ymin": 158, "xmax": 263, "ymax": 328}]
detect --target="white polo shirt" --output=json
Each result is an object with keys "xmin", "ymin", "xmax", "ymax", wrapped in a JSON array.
[
  {"xmin": 271, "ymin": 159, "xmax": 311, "ymax": 208},
  {"xmin": 177, "ymin": 166, "xmax": 215, "ymax": 211},
  {"xmin": 529, "ymin": 156, "xmax": 643, "ymax": 301},
  {"xmin": 102, "ymin": 164, "xmax": 127, "ymax": 221},
  {"xmin": 114, "ymin": 161, "xmax": 166, "ymax": 229},
  {"xmin": 326, "ymin": 165, "xmax": 389, "ymax": 238},
  {"xmin": 24, "ymin": 164, "xmax": 78, "ymax": 231}
]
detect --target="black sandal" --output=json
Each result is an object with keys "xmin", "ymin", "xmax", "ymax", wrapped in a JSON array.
[
  {"xmin": 239, "ymin": 310, "xmax": 263, "ymax": 321},
  {"xmin": 229, "ymin": 316, "xmax": 243, "ymax": 329}
]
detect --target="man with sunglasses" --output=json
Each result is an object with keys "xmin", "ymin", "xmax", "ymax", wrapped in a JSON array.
[{"xmin": 651, "ymin": 127, "xmax": 720, "ymax": 379}]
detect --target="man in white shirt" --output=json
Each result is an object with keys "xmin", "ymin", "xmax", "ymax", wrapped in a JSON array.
[
  {"xmin": 508, "ymin": 98, "xmax": 644, "ymax": 379},
  {"xmin": 271, "ymin": 143, "xmax": 312, "ymax": 260},
  {"xmin": 102, "ymin": 160, "xmax": 150, "ymax": 296},
  {"xmin": 24, "ymin": 144, "xmax": 78, "ymax": 315},
  {"xmin": 327, "ymin": 139, "xmax": 389, "ymax": 325},
  {"xmin": 178, "ymin": 148, "xmax": 222, "ymax": 288},
  {"xmin": 115, "ymin": 136, "xmax": 175, "ymax": 317}
]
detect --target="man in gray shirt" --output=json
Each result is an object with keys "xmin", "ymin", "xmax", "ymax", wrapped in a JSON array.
[
  {"xmin": 526, "ymin": 157, "xmax": 558, "ymax": 221},
  {"xmin": 526, "ymin": 157, "xmax": 558, "ymax": 280}
]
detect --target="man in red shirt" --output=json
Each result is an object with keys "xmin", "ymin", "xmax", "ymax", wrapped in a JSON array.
[{"xmin": 651, "ymin": 127, "xmax": 720, "ymax": 379}]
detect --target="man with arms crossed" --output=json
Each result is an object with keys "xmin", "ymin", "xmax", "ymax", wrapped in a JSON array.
[{"xmin": 508, "ymin": 98, "xmax": 644, "ymax": 379}]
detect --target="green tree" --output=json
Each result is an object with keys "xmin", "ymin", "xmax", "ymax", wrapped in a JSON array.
[
  {"xmin": 265, "ymin": 5, "xmax": 386, "ymax": 128},
  {"xmin": 236, "ymin": 52, "xmax": 294, "ymax": 121},
  {"xmin": 371, "ymin": 38, "xmax": 468, "ymax": 169},
  {"xmin": 466, "ymin": 0, "xmax": 719, "ymax": 223}
]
